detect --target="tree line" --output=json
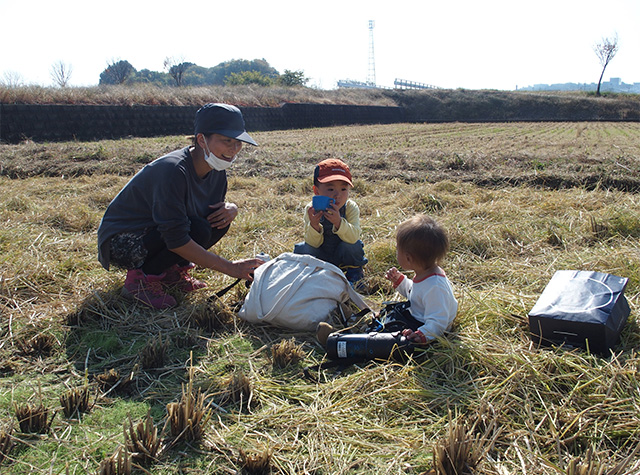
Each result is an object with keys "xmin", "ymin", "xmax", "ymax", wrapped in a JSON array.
[
  {"xmin": 82, "ymin": 33, "xmax": 621, "ymax": 94},
  {"xmin": 99, "ymin": 57, "xmax": 309, "ymax": 87},
  {"xmin": 6, "ymin": 34, "xmax": 619, "ymax": 92}
]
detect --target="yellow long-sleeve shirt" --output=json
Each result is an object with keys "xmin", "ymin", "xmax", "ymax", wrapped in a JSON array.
[{"xmin": 303, "ymin": 199, "xmax": 362, "ymax": 248}]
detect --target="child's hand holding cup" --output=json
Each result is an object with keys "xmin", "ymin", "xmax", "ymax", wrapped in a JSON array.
[{"xmin": 312, "ymin": 195, "xmax": 334, "ymax": 211}]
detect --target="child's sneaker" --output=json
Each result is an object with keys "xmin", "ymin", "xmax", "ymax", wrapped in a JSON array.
[
  {"xmin": 121, "ymin": 269, "xmax": 177, "ymax": 309},
  {"xmin": 316, "ymin": 322, "xmax": 337, "ymax": 347},
  {"xmin": 162, "ymin": 263, "xmax": 207, "ymax": 292}
]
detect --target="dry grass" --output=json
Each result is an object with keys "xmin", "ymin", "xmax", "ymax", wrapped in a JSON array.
[
  {"xmin": 14, "ymin": 403, "xmax": 53, "ymax": 434},
  {"xmin": 239, "ymin": 446, "xmax": 273, "ymax": 474},
  {"xmin": 0, "ymin": 83, "xmax": 397, "ymax": 107},
  {"xmin": 2, "ymin": 122, "xmax": 640, "ymax": 194},
  {"xmin": 0, "ymin": 423, "xmax": 13, "ymax": 464},
  {"xmin": 432, "ymin": 419, "xmax": 482, "ymax": 474},
  {"xmin": 60, "ymin": 384, "xmax": 92, "ymax": 419},
  {"xmin": 124, "ymin": 410, "xmax": 165, "ymax": 466},
  {"xmin": 271, "ymin": 338, "xmax": 307, "ymax": 369},
  {"xmin": 0, "ymin": 122, "xmax": 638, "ymax": 473},
  {"xmin": 98, "ymin": 445, "xmax": 132, "ymax": 475},
  {"xmin": 140, "ymin": 334, "xmax": 169, "ymax": 370},
  {"xmin": 165, "ymin": 369, "xmax": 210, "ymax": 445}
]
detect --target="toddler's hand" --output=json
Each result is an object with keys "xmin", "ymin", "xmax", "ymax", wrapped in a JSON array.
[
  {"xmin": 401, "ymin": 329, "xmax": 427, "ymax": 344},
  {"xmin": 385, "ymin": 267, "xmax": 403, "ymax": 285}
]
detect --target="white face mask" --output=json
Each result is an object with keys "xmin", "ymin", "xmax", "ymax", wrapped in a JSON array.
[{"xmin": 203, "ymin": 141, "xmax": 236, "ymax": 171}]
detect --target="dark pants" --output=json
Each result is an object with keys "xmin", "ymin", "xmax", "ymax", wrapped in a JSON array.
[
  {"xmin": 369, "ymin": 301, "xmax": 422, "ymax": 332},
  {"xmin": 110, "ymin": 216, "xmax": 228, "ymax": 275},
  {"xmin": 293, "ymin": 239, "xmax": 367, "ymax": 269}
]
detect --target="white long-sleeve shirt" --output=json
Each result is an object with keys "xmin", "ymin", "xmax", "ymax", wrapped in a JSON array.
[{"xmin": 394, "ymin": 271, "xmax": 458, "ymax": 341}]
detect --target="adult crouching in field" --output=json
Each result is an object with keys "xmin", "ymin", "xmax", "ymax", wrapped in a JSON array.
[{"xmin": 97, "ymin": 103, "xmax": 265, "ymax": 309}]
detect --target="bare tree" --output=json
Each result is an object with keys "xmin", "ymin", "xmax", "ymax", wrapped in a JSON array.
[
  {"xmin": 594, "ymin": 34, "xmax": 619, "ymax": 96},
  {"xmin": 163, "ymin": 56, "xmax": 192, "ymax": 87},
  {"xmin": 50, "ymin": 60, "xmax": 73, "ymax": 87},
  {"xmin": 1, "ymin": 70, "xmax": 24, "ymax": 87}
]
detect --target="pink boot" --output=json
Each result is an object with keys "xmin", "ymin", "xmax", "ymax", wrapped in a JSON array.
[
  {"xmin": 162, "ymin": 263, "xmax": 207, "ymax": 292},
  {"xmin": 121, "ymin": 269, "xmax": 177, "ymax": 309}
]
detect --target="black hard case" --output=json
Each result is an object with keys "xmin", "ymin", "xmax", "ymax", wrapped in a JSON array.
[{"xmin": 528, "ymin": 270, "xmax": 630, "ymax": 355}]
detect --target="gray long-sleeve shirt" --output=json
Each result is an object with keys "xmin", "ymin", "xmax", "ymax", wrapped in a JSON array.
[{"xmin": 97, "ymin": 147, "xmax": 227, "ymax": 270}]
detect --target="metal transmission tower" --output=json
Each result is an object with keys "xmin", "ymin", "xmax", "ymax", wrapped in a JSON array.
[{"xmin": 367, "ymin": 20, "xmax": 376, "ymax": 86}]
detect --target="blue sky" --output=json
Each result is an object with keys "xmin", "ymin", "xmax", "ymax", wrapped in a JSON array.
[{"xmin": 1, "ymin": 0, "xmax": 638, "ymax": 90}]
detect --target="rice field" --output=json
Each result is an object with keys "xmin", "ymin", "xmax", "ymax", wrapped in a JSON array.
[{"xmin": 0, "ymin": 121, "xmax": 639, "ymax": 474}]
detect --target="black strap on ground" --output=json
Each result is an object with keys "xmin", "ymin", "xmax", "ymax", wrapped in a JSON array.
[
  {"xmin": 340, "ymin": 307, "xmax": 371, "ymax": 328},
  {"xmin": 209, "ymin": 278, "xmax": 243, "ymax": 301}
]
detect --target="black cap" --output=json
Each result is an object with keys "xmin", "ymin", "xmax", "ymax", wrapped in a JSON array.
[{"xmin": 193, "ymin": 103, "xmax": 257, "ymax": 146}]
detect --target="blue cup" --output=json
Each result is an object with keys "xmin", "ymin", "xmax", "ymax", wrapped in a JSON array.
[{"xmin": 312, "ymin": 195, "xmax": 334, "ymax": 211}]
